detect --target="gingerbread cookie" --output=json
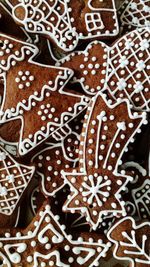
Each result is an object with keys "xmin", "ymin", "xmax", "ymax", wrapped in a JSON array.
[
  {"xmin": 0, "ymin": 201, "xmax": 111, "ymax": 267},
  {"xmin": 120, "ymin": 0, "xmax": 150, "ymax": 30},
  {"xmin": 62, "ymin": 92, "xmax": 147, "ymax": 229},
  {"xmin": 57, "ymin": 28, "xmax": 150, "ymax": 111},
  {"xmin": 0, "ymin": 145, "xmax": 35, "ymax": 227},
  {"xmin": 0, "ymin": 33, "xmax": 89, "ymax": 155},
  {"xmin": 5, "ymin": 0, "xmax": 119, "ymax": 52},
  {"xmin": 107, "ymin": 216, "xmax": 150, "ymax": 267},
  {"xmin": 31, "ymin": 114, "xmax": 84, "ymax": 196}
]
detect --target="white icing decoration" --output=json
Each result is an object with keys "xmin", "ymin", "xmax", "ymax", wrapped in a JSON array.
[
  {"xmin": 0, "ymin": 146, "xmax": 35, "ymax": 215},
  {"xmin": 133, "ymin": 179, "xmax": 150, "ymax": 219},
  {"xmin": 0, "ymin": 137, "xmax": 18, "ymax": 156},
  {"xmin": 31, "ymin": 130, "xmax": 80, "ymax": 197},
  {"xmin": 57, "ymin": 28, "xmax": 150, "ymax": 111},
  {"xmin": 0, "ymin": 34, "xmax": 89, "ymax": 155}
]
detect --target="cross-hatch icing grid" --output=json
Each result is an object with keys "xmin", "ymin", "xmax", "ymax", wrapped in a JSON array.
[
  {"xmin": 122, "ymin": 0, "xmax": 150, "ymax": 27},
  {"xmin": 107, "ymin": 29, "xmax": 150, "ymax": 109},
  {"xmin": 0, "ymin": 151, "xmax": 33, "ymax": 215}
]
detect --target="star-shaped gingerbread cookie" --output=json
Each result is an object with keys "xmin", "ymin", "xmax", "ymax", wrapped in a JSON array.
[
  {"xmin": 62, "ymin": 92, "xmax": 147, "ymax": 229},
  {"xmin": 0, "ymin": 201, "xmax": 111, "ymax": 267}
]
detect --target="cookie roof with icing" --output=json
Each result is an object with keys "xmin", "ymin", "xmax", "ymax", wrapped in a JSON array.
[
  {"xmin": 0, "ymin": 202, "xmax": 111, "ymax": 267},
  {"xmin": 5, "ymin": 0, "xmax": 119, "ymax": 52},
  {"xmin": 107, "ymin": 216, "xmax": 150, "ymax": 267},
  {"xmin": 0, "ymin": 34, "xmax": 89, "ymax": 155},
  {"xmin": 57, "ymin": 28, "xmax": 150, "ymax": 111},
  {"xmin": 62, "ymin": 92, "xmax": 147, "ymax": 229}
]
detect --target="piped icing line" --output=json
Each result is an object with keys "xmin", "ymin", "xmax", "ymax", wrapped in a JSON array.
[
  {"xmin": 121, "ymin": 161, "xmax": 147, "ymax": 177},
  {"xmin": 107, "ymin": 216, "xmax": 150, "ymax": 267},
  {"xmin": 57, "ymin": 27, "xmax": 150, "ymax": 111},
  {"xmin": 31, "ymin": 130, "xmax": 80, "ymax": 196},
  {"xmin": 0, "ymin": 68, "xmax": 73, "ymax": 121},
  {"xmin": 132, "ymin": 179, "xmax": 150, "ymax": 219},
  {"xmin": 0, "ymin": 137, "xmax": 18, "ymax": 156},
  {"xmin": 18, "ymin": 95, "xmax": 88, "ymax": 155},
  {"xmin": 105, "ymin": 28, "xmax": 150, "ymax": 111},
  {"xmin": 0, "ymin": 2, "xmax": 32, "ymax": 43},
  {"xmin": 0, "ymin": 34, "xmax": 38, "ymax": 72},
  {"xmin": 56, "ymin": 40, "xmax": 109, "ymax": 96}
]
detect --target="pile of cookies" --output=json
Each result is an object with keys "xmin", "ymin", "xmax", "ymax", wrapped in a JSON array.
[{"xmin": 0, "ymin": 0, "xmax": 149, "ymax": 266}]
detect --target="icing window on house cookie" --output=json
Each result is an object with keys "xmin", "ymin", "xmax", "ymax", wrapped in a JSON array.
[
  {"xmin": 85, "ymin": 13, "xmax": 105, "ymax": 32},
  {"xmin": 85, "ymin": 0, "xmax": 117, "ymax": 34}
]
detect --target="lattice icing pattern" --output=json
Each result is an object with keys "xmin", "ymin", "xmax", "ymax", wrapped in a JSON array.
[
  {"xmin": 106, "ymin": 28, "xmax": 150, "ymax": 110},
  {"xmin": 0, "ymin": 146, "xmax": 35, "ymax": 215},
  {"xmin": 58, "ymin": 28, "xmax": 150, "ymax": 111},
  {"xmin": 120, "ymin": 0, "xmax": 150, "ymax": 28}
]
